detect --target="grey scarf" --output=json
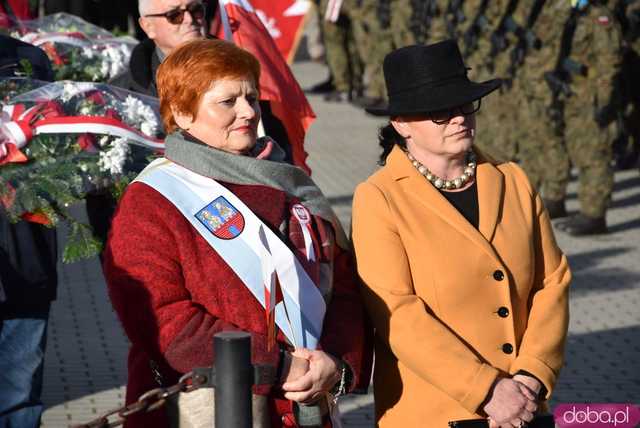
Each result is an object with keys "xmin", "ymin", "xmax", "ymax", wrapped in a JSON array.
[{"xmin": 164, "ymin": 132, "xmax": 348, "ymax": 247}]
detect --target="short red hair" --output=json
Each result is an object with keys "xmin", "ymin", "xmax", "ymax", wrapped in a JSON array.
[{"xmin": 157, "ymin": 39, "xmax": 261, "ymax": 133}]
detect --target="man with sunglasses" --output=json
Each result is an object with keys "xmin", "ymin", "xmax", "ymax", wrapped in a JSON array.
[
  {"xmin": 111, "ymin": 1, "xmax": 293, "ymax": 162},
  {"xmin": 111, "ymin": 0, "xmax": 207, "ymax": 96}
]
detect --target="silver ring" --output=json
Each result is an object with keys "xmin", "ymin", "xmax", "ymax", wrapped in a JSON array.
[{"xmin": 518, "ymin": 421, "xmax": 526, "ymax": 428}]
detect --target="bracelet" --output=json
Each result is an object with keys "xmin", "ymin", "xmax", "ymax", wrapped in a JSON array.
[{"xmin": 330, "ymin": 361, "xmax": 347, "ymax": 401}]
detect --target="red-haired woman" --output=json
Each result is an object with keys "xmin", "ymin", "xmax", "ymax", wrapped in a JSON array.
[{"xmin": 103, "ymin": 39, "xmax": 372, "ymax": 428}]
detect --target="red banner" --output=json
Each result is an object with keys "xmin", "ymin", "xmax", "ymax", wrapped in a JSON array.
[{"xmin": 249, "ymin": 0, "xmax": 310, "ymax": 63}]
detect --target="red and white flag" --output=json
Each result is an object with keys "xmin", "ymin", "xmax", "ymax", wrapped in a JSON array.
[
  {"xmin": 214, "ymin": 0, "xmax": 315, "ymax": 175},
  {"xmin": 249, "ymin": 0, "xmax": 310, "ymax": 63}
]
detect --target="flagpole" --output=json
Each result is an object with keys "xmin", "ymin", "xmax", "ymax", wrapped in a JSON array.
[{"xmin": 218, "ymin": 0, "xmax": 234, "ymax": 41}]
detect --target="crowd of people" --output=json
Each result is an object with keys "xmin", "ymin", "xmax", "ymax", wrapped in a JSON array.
[
  {"xmin": 7, "ymin": 0, "xmax": 640, "ymax": 427},
  {"xmin": 308, "ymin": 0, "xmax": 640, "ymax": 236}
]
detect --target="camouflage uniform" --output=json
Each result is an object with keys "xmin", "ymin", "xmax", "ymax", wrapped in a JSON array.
[
  {"xmin": 521, "ymin": 1, "xmax": 622, "ymax": 219},
  {"xmin": 356, "ymin": 0, "xmax": 418, "ymax": 100},
  {"xmin": 418, "ymin": 0, "xmax": 449, "ymax": 44},
  {"xmin": 320, "ymin": 0, "xmax": 365, "ymax": 94},
  {"xmin": 464, "ymin": 0, "xmax": 523, "ymax": 164}
]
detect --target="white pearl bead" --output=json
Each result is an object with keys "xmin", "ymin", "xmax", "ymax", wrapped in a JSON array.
[{"xmin": 404, "ymin": 150, "xmax": 476, "ymax": 191}]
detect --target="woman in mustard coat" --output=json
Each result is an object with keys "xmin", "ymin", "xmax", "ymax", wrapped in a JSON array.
[{"xmin": 351, "ymin": 40, "xmax": 571, "ymax": 428}]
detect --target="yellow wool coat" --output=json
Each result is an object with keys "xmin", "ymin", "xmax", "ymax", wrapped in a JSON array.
[{"xmin": 351, "ymin": 146, "xmax": 571, "ymax": 427}]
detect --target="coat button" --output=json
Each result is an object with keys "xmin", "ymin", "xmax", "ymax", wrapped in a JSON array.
[
  {"xmin": 498, "ymin": 307, "xmax": 509, "ymax": 318},
  {"xmin": 493, "ymin": 270, "xmax": 504, "ymax": 281},
  {"xmin": 502, "ymin": 343, "xmax": 514, "ymax": 354}
]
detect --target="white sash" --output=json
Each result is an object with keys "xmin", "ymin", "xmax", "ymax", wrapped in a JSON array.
[{"xmin": 135, "ymin": 158, "xmax": 326, "ymax": 349}]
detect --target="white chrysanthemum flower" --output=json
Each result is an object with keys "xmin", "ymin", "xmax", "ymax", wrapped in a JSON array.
[
  {"xmin": 121, "ymin": 95, "xmax": 159, "ymax": 136},
  {"xmin": 98, "ymin": 136, "xmax": 110, "ymax": 147},
  {"xmin": 82, "ymin": 47, "xmax": 96, "ymax": 59},
  {"xmin": 93, "ymin": 43, "xmax": 130, "ymax": 80},
  {"xmin": 60, "ymin": 82, "xmax": 81, "ymax": 102},
  {"xmin": 140, "ymin": 122, "xmax": 154, "ymax": 136},
  {"xmin": 98, "ymin": 137, "xmax": 130, "ymax": 175},
  {"xmin": 59, "ymin": 82, "xmax": 97, "ymax": 103}
]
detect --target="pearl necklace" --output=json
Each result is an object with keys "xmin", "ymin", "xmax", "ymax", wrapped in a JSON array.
[{"xmin": 405, "ymin": 150, "xmax": 477, "ymax": 190}]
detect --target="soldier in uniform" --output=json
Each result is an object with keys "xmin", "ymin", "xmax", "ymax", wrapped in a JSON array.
[
  {"xmin": 353, "ymin": 0, "xmax": 418, "ymax": 110},
  {"xmin": 319, "ymin": 0, "xmax": 365, "ymax": 102},
  {"xmin": 523, "ymin": 0, "xmax": 623, "ymax": 235},
  {"xmin": 463, "ymin": 0, "xmax": 524, "ymax": 164}
]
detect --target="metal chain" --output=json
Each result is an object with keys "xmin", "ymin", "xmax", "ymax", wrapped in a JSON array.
[{"xmin": 71, "ymin": 371, "xmax": 208, "ymax": 428}]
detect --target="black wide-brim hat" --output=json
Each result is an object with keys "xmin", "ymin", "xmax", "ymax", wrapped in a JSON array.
[{"xmin": 366, "ymin": 39, "xmax": 502, "ymax": 116}]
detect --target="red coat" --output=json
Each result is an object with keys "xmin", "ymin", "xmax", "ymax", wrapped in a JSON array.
[{"xmin": 104, "ymin": 180, "xmax": 372, "ymax": 427}]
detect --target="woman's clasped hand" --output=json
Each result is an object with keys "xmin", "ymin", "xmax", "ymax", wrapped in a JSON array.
[
  {"xmin": 281, "ymin": 348, "xmax": 342, "ymax": 404},
  {"xmin": 484, "ymin": 377, "xmax": 540, "ymax": 428}
]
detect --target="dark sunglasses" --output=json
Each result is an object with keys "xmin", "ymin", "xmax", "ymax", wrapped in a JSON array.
[
  {"xmin": 428, "ymin": 99, "xmax": 482, "ymax": 125},
  {"xmin": 144, "ymin": 2, "xmax": 206, "ymax": 25}
]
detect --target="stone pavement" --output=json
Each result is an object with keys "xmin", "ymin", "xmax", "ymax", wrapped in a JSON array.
[{"xmin": 40, "ymin": 61, "xmax": 640, "ymax": 427}]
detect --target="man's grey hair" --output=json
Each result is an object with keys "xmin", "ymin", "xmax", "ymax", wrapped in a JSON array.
[{"xmin": 138, "ymin": 0, "xmax": 154, "ymax": 16}]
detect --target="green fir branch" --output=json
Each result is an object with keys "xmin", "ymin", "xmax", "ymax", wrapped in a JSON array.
[{"xmin": 62, "ymin": 221, "xmax": 103, "ymax": 263}]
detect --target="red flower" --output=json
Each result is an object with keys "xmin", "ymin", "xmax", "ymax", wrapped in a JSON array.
[
  {"xmin": 42, "ymin": 42, "xmax": 65, "ymax": 66},
  {"xmin": 104, "ymin": 108, "xmax": 122, "ymax": 121},
  {"xmin": 21, "ymin": 211, "xmax": 52, "ymax": 225},
  {"xmin": 76, "ymin": 133, "xmax": 98, "ymax": 152},
  {"xmin": 86, "ymin": 91, "xmax": 106, "ymax": 105}
]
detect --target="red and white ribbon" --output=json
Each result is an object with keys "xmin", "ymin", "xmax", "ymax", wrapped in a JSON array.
[
  {"xmin": 0, "ymin": 103, "xmax": 164, "ymax": 152},
  {"xmin": 292, "ymin": 203, "xmax": 316, "ymax": 262},
  {"xmin": 21, "ymin": 31, "xmax": 91, "ymax": 48}
]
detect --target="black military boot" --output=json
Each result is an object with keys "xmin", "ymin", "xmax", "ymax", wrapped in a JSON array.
[
  {"xmin": 351, "ymin": 95, "xmax": 386, "ymax": 111},
  {"xmin": 556, "ymin": 214, "xmax": 608, "ymax": 236},
  {"xmin": 305, "ymin": 77, "xmax": 334, "ymax": 94},
  {"xmin": 543, "ymin": 198, "xmax": 568, "ymax": 219}
]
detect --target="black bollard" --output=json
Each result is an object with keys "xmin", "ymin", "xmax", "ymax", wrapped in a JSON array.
[{"xmin": 214, "ymin": 331, "xmax": 253, "ymax": 428}]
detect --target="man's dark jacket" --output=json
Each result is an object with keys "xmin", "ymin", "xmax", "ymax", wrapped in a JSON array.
[
  {"xmin": 0, "ymin": 35, "xmax": 58, "ymax": 310},
  {"xmin": 110, "ymin": 38, "xmax": 293, "ymax": 162}
]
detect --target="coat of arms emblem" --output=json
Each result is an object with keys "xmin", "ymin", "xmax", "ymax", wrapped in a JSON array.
[{"xmin": 196, "ymin": 196, "xmax": 245, "ymax": 239}]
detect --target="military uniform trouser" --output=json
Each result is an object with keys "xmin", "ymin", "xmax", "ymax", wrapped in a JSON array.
[
  {"xmin": 320, "ymin": 0, "xmax": 364, "ymax": 93},
  {"xmin": 536, "ymin": 92, "xmax": 614, "ymax": 219}
]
